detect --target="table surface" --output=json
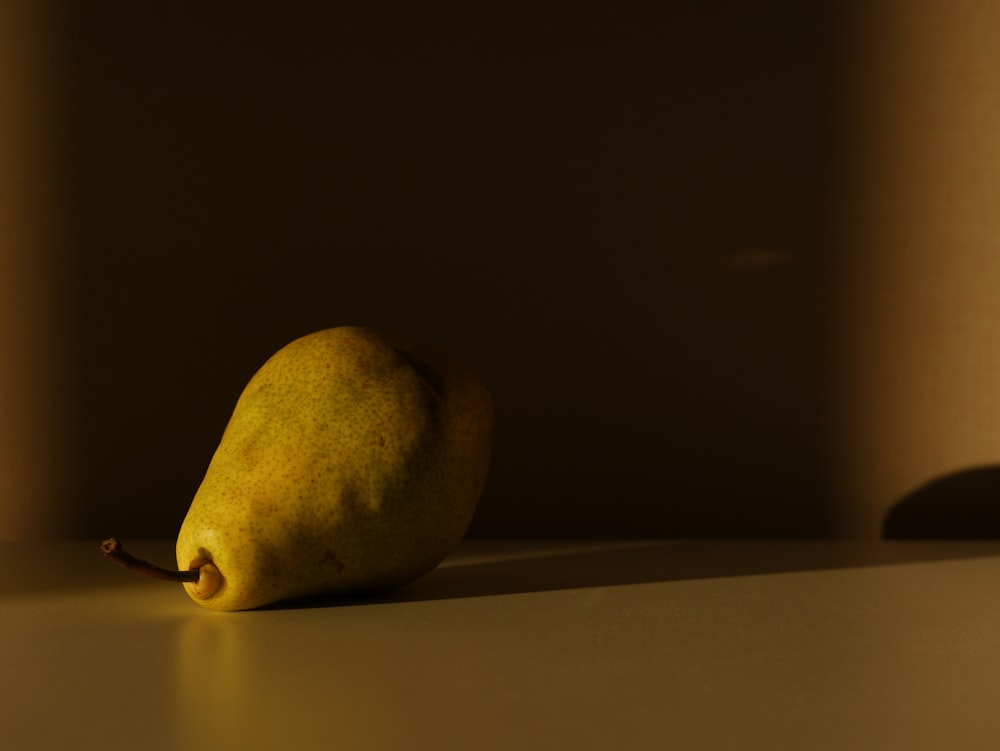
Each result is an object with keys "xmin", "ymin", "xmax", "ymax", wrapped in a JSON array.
[{"xmin": 3, "ymin": 538, "xmax": 1000, "ymax": 750}]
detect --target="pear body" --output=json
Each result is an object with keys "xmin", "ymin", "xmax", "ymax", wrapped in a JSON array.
[{"xmin": 176, "ymin": 326, "xmax": 493, "ymax": 611}]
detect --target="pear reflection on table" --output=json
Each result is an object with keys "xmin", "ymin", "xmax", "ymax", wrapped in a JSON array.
[
  {"xmin": 170, "ymin": 607, "xmax": 440, "ymax": 748},
  {"xmin": 173, "ymin": 615, "xmax": 309, "ymax": 746},
  {"xmin": 172, "ymin": 616, "xmax": 253, "ymax": 748}
]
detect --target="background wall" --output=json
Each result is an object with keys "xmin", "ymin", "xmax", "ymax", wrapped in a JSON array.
[{"xmin": 2, "ymin": 2, "xmax": 998, "ymax": 541}]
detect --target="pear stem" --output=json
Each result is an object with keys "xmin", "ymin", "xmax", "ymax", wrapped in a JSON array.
[{"xmin": 100, "ymin": 537, "xmax": 200, "ymax": 583}]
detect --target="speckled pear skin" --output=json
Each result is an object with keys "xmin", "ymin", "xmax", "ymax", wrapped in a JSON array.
[{"xmin": 175, "ymin": 326, "xmax": 493, "ymax": 611}]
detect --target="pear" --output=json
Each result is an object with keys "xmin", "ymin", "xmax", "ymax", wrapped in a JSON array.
[{"xmin": 172, "ymin": 326, "xmax": 493, "ymax": 611}]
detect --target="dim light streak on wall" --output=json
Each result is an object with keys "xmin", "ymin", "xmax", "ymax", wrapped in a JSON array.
[{"xmin": 0, "ymin": 2, "xmax": 66, "ymax": 540}]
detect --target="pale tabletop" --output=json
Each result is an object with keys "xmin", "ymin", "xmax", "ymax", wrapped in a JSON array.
[{"xmin": 3, "ymin": 538, "xmax": 1000, "ymax": 750}]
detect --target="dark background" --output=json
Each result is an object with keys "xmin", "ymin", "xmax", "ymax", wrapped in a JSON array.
[{"xmin": 52, "ymin": 2, "xmax": 846, "ymax": 539}]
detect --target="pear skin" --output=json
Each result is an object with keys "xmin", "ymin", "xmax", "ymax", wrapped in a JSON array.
[{"xmin": 175, "ymin": 326, "xmax": 493, "ymax": 611}]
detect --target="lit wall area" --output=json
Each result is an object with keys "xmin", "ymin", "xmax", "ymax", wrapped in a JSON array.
[
  {"xmin": 2, "ymin": 3, "xmax": 999, "ymax": 541},
  {"xmin": 830, "ymin": 0, "xmax": 1000, "ymax": 537}
]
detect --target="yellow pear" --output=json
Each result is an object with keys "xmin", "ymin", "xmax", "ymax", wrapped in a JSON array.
[{"xmin": 173, "ymin": 326, "xmax": 493, "ymax": 611}]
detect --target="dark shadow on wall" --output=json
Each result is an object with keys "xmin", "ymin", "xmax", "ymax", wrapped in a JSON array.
[{"xmin": 883, "ymin": 465, "xmax": 1000, "ymax": 539}]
